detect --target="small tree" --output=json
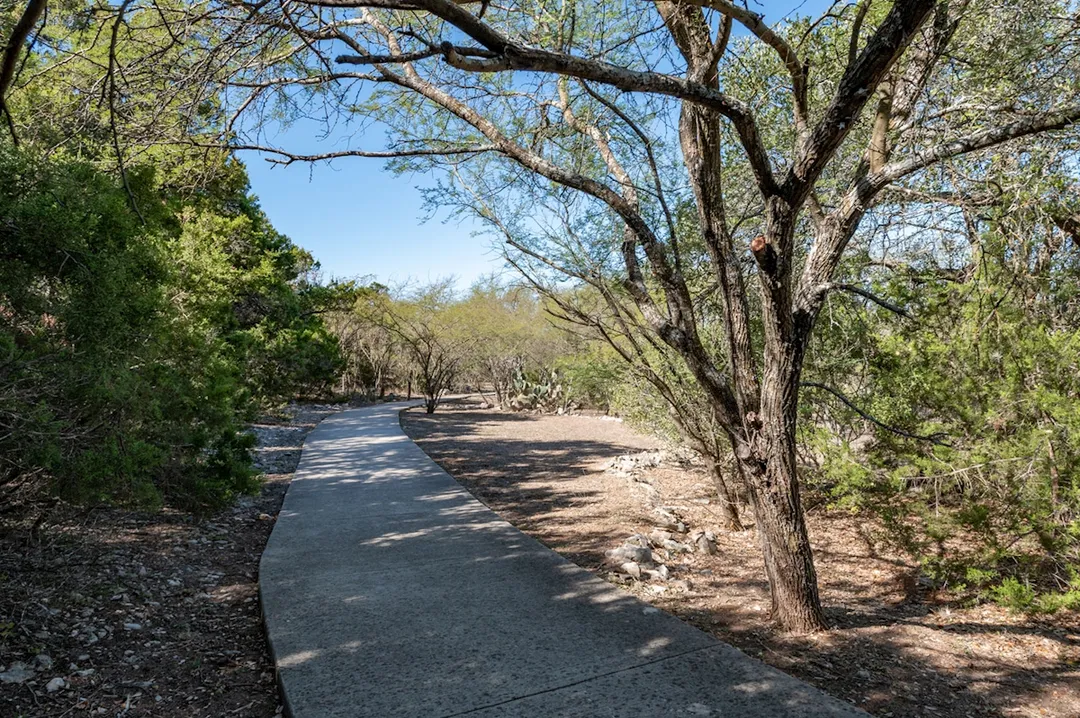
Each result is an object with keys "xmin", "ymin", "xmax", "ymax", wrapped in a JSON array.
[
  {"xmin": 370, "ymin": 281, "xmax": 472, "ymax": 414},
  {"xmin": 458, "ymin": 278, "xmax": 569, "ymax": 406},
  {"xmin": 330, "ymin": 283, "xmax": 403, "ymax": 399}
]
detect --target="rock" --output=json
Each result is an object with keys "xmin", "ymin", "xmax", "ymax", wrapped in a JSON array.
[
  {"xmin": 670, "ymin": 579, "xmax": 693, "ymax": 591},
  {"xmin": 604, "ymin": 451, "xmax": 663, "ymax": 476},
  {"xmin": 644, "ymin": 564, "xmax": 670, "ymax": 581},
  {"xmin": 642, "ymin": 607, "xmax": 660, "ymax": 615},
  {"xmin": 661, "ymin": 538, "xmax": 692, "ymax": 554},
  {"xmin": 619, "ymin": 561, "xmax": 642, "ymax": 580},
  {"xmin": 35, "ymin": 654, "xmax": 53, "ymax": 669},
  {"xmin": 45, "ymin": 677, "xmax": 66, "ymax": 693},
  {"xmin": 605, "ymin": 545, "xmax": 654, "ymax": 566},
  {"xmin": 693, "ymin": 531, "xmax": 717, "ymax": 555},
  {"xmin": 123, "ymin": 622, "xmax": 142, "ymax": 631},
  {"xmin": 0, "ymin": 662, "xmax": 34, "ymax": 684},
  {"xmin": 647, "ymin": 530, "xmax": 674, "ymax": 546},
  {"xmin": 649, "ymin": 507, "xmax": 685, "ymax": 532}
]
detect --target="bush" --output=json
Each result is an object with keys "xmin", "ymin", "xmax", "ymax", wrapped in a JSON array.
[
  {"xmin": 0, "ymin": 146, "xmax": 340, "ymax": 510},
  {"xmin": 803, "ymin": 229, "xmax": 1080, "ymax": 608}
]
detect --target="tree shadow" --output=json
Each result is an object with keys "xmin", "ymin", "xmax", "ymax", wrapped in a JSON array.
[
  {"xmin": 260, "ymin": 404, "xmax": 866, "ymax": 717},
  {"xmin": 400, "ymin": 404, "xmax": 1080, "ymax": 718},
  {"xmin": 401, "ymin": 405, "xmax": 655, "ymax": 569}
]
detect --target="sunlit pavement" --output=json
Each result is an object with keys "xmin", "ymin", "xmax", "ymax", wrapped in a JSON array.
[{"xmin": 259, "ymin": 402, "xmax": 866, "ymax": 717}]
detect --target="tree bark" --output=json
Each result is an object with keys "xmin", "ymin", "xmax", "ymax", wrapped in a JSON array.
[
  {"xmin": 706, "ymin": 457, "xmax": 743, "ymax": 531},
  {"xmin": 741, "ymin": 452, "xmax": 826, "ymax": 632},
  {"xmin": 737, "ymin": 335, "xmax": 827, "ymax": 632}
]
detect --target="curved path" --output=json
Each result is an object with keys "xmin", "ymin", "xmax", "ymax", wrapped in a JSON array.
[{"xmin": 260, "ymin": 403, "xmax": 864, "ymax": 717}]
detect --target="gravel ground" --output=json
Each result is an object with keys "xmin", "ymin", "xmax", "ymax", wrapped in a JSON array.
[
  {"xmin": 402, "ymin": 398, "xmax": 1080, "ymax": 718},
  {"xmin": 0, "ymin": 403, "xmax": 340, "ymax": 718}
]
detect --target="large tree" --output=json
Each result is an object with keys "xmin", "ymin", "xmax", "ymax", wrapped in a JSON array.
[{"xmin": 203, "ymin": 0, "xmax": 1080, "ymax": 630}]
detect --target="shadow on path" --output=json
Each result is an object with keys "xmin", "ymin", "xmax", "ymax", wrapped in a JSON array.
[{"xmin": 260, "ymin": 403, "xmax": 866, "ymax": 717}]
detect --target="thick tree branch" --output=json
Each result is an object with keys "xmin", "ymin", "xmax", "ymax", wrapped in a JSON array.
[
  {"xmin": 874, "ymin": 106, "xmax": 1080, "ymax": 188},
  {"xmin": 674, "ymin": 0, "xmax": 808, "ymax": 134},
  {"xmin": 786, "ymin": 0, "xmax": 935, "ymax": 201},
  {"xmin": 325, "ymin": 0, "xmax": 779, "ymax": 194},
  {"xmin": 796, "ymin": 103, "xmax": 1080, "ymax": 339},
  {"xmin": 0, "ymin": 0, "xmax": 48, "ymax": 143}
]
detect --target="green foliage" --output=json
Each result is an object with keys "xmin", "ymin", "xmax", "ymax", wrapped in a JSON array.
[
  {"xmin": 553, "ymin": 346, "xmax": 624, "ymax": 411},
  {"xmin": 989, "ymin": 577, "xmax": 1037, "ymax": 612},
  {"xmin": 172, "ymin": 199, "xmax": 343, "ymax": 401},
  {"xmin": 804, "ymin": 211, "xmax": 1080, "ymax": 607},
  {"xmin": 0, "ymin": 143, "xmax": 341, "ymax": 509}
]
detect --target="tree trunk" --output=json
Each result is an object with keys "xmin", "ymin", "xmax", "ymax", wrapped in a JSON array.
[
  {"xmin": 739, "ymin": 425, "xmax": 827, "ymax": 632},
  {"xmin": 706, "ymin": 458, "xmax": 743, "ymax": 531},
  {"xmin": 425, "ymin": 397, "xmax": 437, "ymax": 414}
]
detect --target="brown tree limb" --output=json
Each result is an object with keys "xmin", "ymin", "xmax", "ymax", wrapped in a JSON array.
[
  {"xmin": 802, "ymin": 381, "xmax": 950, "ymax": 446},
  {"xmin": 796, "ymin": 103, "xmax": 1080, "ymax": 335},
  {"xmin": 785, "ymin": 0, "xmax": 935, "ymax": 202},
  {"xmin": 820, "ymin": 282, "xmax": 912, "ymax": 319},
  {"xmin": 228, "ymin": 142, "xmax": 498, "ymax": 164},
  {"xmin": 673, "ymin": 0, "xmax": 808, "ymax": 134},
  {"xmin": 324, "ymin": 0, "xmax": 780, "ymax": 194},
  {"xmin": 105, "ymin": 0, "xmax": 145, "ymax": 223},
  {"xmin": 0, "ymin": 0, "xmax": 48, "ymax": 144}
]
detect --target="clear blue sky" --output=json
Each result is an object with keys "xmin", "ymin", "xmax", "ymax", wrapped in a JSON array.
[
  {"xmin": 240, "ymin": 1, "xmax": 828, "ymax": 287},
  {"xmin": 241, "ymin": 125, "xmax": 499, "ymax": 287}
]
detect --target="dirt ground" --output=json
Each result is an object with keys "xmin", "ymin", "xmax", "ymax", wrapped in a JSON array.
[
  {"xmin": 0, "ymin": 403, "xmax": 339, "ymax": 718},
  {"xmin": 402, "ymin": 399, "xmax": 1080, "ymax": 718}
]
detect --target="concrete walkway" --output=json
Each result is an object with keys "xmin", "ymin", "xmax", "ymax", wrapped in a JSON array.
[{"xmin": 260, "ymin": 403, "xmax": 865, "ymax": 717}]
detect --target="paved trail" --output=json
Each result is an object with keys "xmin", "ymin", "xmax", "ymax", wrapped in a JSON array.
[{"xmin": 259, "ymin": 403, "xmax": 864, "ymax": 717}]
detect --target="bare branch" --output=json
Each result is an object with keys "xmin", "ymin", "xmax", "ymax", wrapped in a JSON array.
[
  {"xmin": 847, "ymin": 0, "xmax": 869, "ymax": 68},
  {"xmin": 786, "ymin": 0, "xmax": 935, "ymax": 200},
  {"xmin": 802, "ymin": 382, "xmax": 950, "ymax": 446},
  {"xmin": 228, "ymin": 142, "xmax": 498, "ymax": 165},
  {"xmin": 797, "ymin": 105, "xmax": 1080, "ymax": 329},
  {"xmin": 820, "ymin": 282, "xmax": 912, "ymax": 319},
  {"xmin": 674, "ymin": 0, "xmax": 808, "ymax": 134},
  {"xmin": 875, "ymin": 106, "xmax": 1080, "ymax": 189},
  {"xmin": 105, "ymin": 0, "xmax": 144, "ymax": 224},
  {"xmin": 322, "ymin": 0, "xmax": 779, "ymax": 194}
]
